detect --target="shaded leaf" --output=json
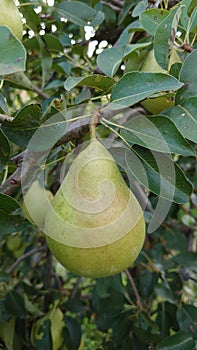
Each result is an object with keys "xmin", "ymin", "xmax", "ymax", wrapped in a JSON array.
[
  {"xmin": 19, "ymin": 5, "xmax": 41, "ymax": 33},
  {"xmin": 0, "ymin": 317, "xmax": 16, "ymax": 350},
  {"xmin": 37, "ymin": 36, "xmax": 53, "ymax": 89},
  {"xmin": 120, "ymin": 115, "xmax": 195, "ymax": 155},
  {"xmin": 176, "ymin": 50, "xmax": 197, "ymax": 102},
  {"xmin": 34, "ymin": 319, "xmax": 52, "ymax": 350},
  {"xmin": 27, "ymin": 108, "xmax": 67, "ymax": 152},
  {"xmin": 43, "ymin": 34, "xmax": 64, "ymax": 52},
  {"xmin": 154, "ymin": 7, "xmax": 183, "ymax": 70},
  {"xmin": 2, "ymin": 104, "xmax": 42, "ymax": 147},
  {"xmin": 154, "ymin": 282, "xmax": 175, "ymax": 303},
  {"xmin": 63, "ymin": 316, "xmax": 82, "ymax": 350},
  {"xmin": 110, "ymin": 146, "xmax": 192, "ymax": 203},
  {"xmin": 110, "ymin": 72, "xmax": 183, "ymax": 108},
  {"xmin": 0, "ymin": 194, "xmax": 20, "ymax": 213},
  {"xmin": 156, "ymin": 330, "xmax": 195, "ymax": 350},
  {"xmin": 64, "ymin": 75, "xmax": 115, "ymax": 93},
  {"xmin": 177, "ymin": 305, "xmax": 197, "ymax": 339},
  {"xmin": 0, "ymin": 210, "xmax": 29, "ymax": 238},
  {"xmin": 0, "ymin": 129, "xmax": 10, "ymax": 171},
  {"xmin": 174, "ymin": 252, "xmax": 197, "ymax": 272},
  {"xmin": 140, "ymin": 8, "xmax": 169, "ymax": 35},
  {"xmin": 56, "ymin": 1, "xmax": 104, "ymax": 27},
  {"xmin": 97, "ymin": 46, "xmax": 125, "ymax": 77},
  {"xmin": 0, "ymin": 93, "xmax": 9, "ymax": 114},
  {"xmin": 4, "ymin": 291, "xmax": 26, "ymax": 318},
  {"xmin": 164, "ymin": 97, "xmax": 197, "ymax": 143},
  {"xmin": 97, "ymin": 43, "xmax": 150, "ymax": 77},
  {"xmin": 0, "ymin": 26, "xmax": 26, "ymax": 75}
]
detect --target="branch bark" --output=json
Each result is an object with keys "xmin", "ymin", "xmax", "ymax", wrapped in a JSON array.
[{"xmin": 6, "ymin": 245, "xmax": 46, "ymax": 275}]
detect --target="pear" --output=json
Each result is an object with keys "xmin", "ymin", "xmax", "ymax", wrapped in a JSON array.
[
  {"xmin": 0, "ymin": 0, "xmax": 23, "ymax": 41},
  {"xmin": 141, "ymin": 48, "xmax": 181, "ymax": 114},
  {"xmin": 44, "ymin": 140, "xmax": 145, "ymax": 278},
  {"xmin": 6, "ymin": 233, "xmax": 22, "ymax": 252},
  {"xmin": 140, "ymin": 48, "xmax": 180, "ymax": 73},
  {"xmin": 22, "ymin": 180, "xmax": 54, "ymax": 229}
]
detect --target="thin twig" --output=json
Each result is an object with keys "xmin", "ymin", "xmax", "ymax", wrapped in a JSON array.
[
  {"xmin": 70, "ymin": 277, "xmax": 82, "ymax": 300},
  {"xmin": 6, "ymin": 245, "xmax": 47, "ymax": 274},
  {"xmin": 125, "ymin": 269, "xmax": 142, "ymax": 309}
]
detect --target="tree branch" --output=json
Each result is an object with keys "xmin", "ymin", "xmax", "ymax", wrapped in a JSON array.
[
  {"xmin": 0, "ymin": 106, "xmax": 144, "ymax": 196},
  {"xmin": 125, "ymin": 269, "xmax": 142, "ymax": 309},
  {"xmin": 6, "ymin": 245, "xmax": 47, "ymax": 275},
  {"xmin": 0, "ymin": 150, "xmax": 42, "ymax": 195}
]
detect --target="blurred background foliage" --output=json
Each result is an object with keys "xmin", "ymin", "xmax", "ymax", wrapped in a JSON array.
[{"xmin": 0, "ymin": 0, "xmax": 196, "ymax": 349}]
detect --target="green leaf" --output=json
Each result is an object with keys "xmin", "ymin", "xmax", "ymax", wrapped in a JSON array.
[
  {"xmin": 34, "ymin": 319, "xmax": 52, "ymax": 350},
  {"xmin": 27, "ymin": 108, "xmax": 67, "ymax": 152},
  {"xmin": 97, "ymin": 46, "xmax": 125, "ymax": 77},
  {"xmin": 56, "ymin": 1, "xmax": 104, "ymax": 27},
  {"xmin": 154, "ymin": 7, "xmax": 183, "ymax": 70},
  {"xmin": 4, "ymin": 291, "xmax": 26, "ymax": 318},
  {"xmin": 0, "ymin": 129, "xmax": 10, "ymax": 171},
  {"xmin": 111, "ymin": 146, "xmax": 192, "ymax": 203},
  {"xmin": 64, "ymin": 75, "xmax": 115, "ymax": 93},
  {"xmin": 0, "ymin": 26, "xmax": 26, "ymax": 75},
  {"xmin": 2, "ymin": 104, "xmax": 42, "ymax": 147},
  {"xmin": 43, "ymin": 34, "xmax": 64, "ymax": 52},
  {"xmin": 155, "ymin": 282, "xmax": 175, "ymax": 303},
  {"xmin": 19, "ymin": 5, "xmax": 41, "ymax": 33},
  {"xmin": 0, "ymin": 317, "xmax": 16, "ymax": 350},
  {"xmin": 0, "ymin": 194, "xmax": 19, "ymax": 213},
  {"xmin": 132, "ymin": 0, "xmax": 148, "ymax": 17},
  {"xmin": 120, "ymin": 115, "xmax": 194, "ymax": 155},
  {"xmin": 174, "ymin": 252, "xmax": 197, "ymax": 272},
  {"xmin": 4, "ymin": 72, "xmax": 34, "ymax": 90},
  {"xmin": 188, "ymin": 6, "xmax": 197, "ymax": 32},
  {"xmin": 176, "ymin": 50, "xmax": 197, "ymax": 102},
  {"xmin": 164, "ymin": 97, "xmax": 197, "ymax": 143},
  {"xmin": 0, "ymin": 93, "xmax": 9, "ymax": 114},
  {"xmin": 188, "ymin": 0, "xmax": 197, "ymax": 16},
  {"xmin": 97, "ymin": 43, "xmax": 150, "ymax": 77},
  {"xmin": 0, "ymin": 210, "xmax": 29, "ymax": 238},
  {"xmin": 177, "ymin": 305, "xmax": 197, "ymax": 339},
  {"xmin": 140, "ymin": 8, "xmax": 169, "ymax": 35},
  {"xmin": 110, "ymin": 72, "xmax": 183, "ymax": 108},
  {"xmin": 117, "ymin": 21, "xmax": 143, "ymax": 47},
  {"xmin": 179, "ymin": 0, "xmax": 193, "ymax": 29},
  {"xmin": 156, "ymin": 330, "xmax": 195, "ymax": 350},
  {"xmin": 37, "ymin": 36, "xmax": 53, "ymax": 89},
  {"xmin": 163, "ymin": 229, "xmax": 187, "ymax": 252},
  {"xmin": 63, "ymin": 316, "xmax": 82, "ymax": 350}
]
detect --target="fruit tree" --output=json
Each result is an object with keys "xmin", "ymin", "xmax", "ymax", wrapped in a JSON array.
[{"xmin": 0, "ymin": 1, "xmax": 196, "ymax": 349}]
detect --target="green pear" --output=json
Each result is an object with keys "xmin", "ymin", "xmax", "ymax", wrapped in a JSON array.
[
  {"xmin": 0, "ymin": 0, "xmax": 23, "ymax": 41},
  {"xmin": 44, "ymin": 140, "xmax": 145, "ymax": 278},
  {"xmin": 22, "ymin": 180, "xmax": 54, "ymax": 229},
  {"xmin": 6, "ymin": 233, "xmax": 22, "ymax": 252},
  {"xmin": 141, "ymin": 48, "xmax": 181, "ymax": 114}
]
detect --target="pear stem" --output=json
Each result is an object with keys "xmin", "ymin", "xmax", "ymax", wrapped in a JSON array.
[{"xmin": 89, "ymin": 112, "xmax": 98, "ymax": 140}]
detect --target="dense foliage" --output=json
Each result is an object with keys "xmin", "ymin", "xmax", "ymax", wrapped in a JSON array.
[{"xmin": 0, "ymin": 0, "xmax": 196, "ymax": 349}]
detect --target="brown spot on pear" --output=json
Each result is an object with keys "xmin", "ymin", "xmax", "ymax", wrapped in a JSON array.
[{"xmin": 44, "ymin": 140, "xmax": 145, "ymax": 278}]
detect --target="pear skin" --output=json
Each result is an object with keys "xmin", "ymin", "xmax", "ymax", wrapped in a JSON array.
[
  {"xmin": 141, "ymin": 48, "xmax": 181, "ymax": 113},
  {"xmin": 45, "ymin": 140, "xmax": 145, "ymax": 278},
  {"xmin": 22, "ymin": 180, "xmax": 54, "ymax": 229}
]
